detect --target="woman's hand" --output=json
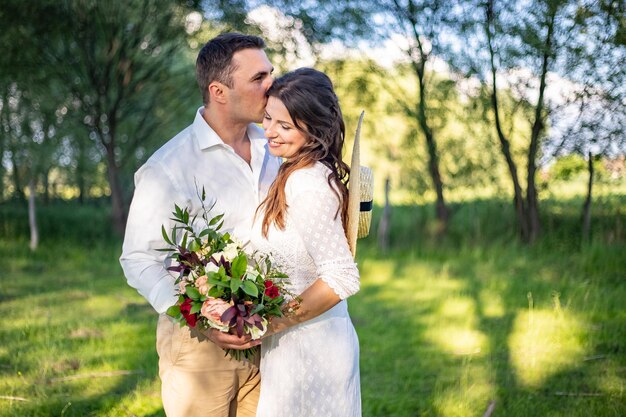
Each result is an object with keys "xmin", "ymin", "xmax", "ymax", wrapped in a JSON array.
[
  {"xmin": 263, "ymin": 278, "xmax": 341, "ymax": 338},
  {"xmin": 202, "ymin": 328, "xmax": 261, "ymax": 350}
]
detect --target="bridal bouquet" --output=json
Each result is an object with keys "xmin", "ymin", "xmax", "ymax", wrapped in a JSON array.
[{"xmin": 161, "ymin": 190, "xmax": 292, "ymax": 361}]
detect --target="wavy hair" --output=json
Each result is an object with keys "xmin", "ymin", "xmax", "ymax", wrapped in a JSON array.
[{"xmin": 258, "ymin": 68, "xmax": 350, "ymax": 238}]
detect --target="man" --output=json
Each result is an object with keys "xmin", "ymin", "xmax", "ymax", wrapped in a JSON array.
[{"xmin": 120, "ymin": 33, "xmax": 279, "ymax": 417}]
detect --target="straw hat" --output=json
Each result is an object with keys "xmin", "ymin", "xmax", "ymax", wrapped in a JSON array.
[{"xmin": 347, "ymin": 111, "xmax": 373, "ymax": 257}]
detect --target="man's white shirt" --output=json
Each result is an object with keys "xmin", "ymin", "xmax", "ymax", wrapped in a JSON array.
[{"xmin": 120, "ymin": 107, "xmax": 281, "ymax": 313}]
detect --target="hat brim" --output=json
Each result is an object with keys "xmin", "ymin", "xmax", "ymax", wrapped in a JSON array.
[
  {"xmin": 347, "ymin": 111, "xmax": 365, "ymax": 257},
  {"xmin": 357, "ymin": 166, "xmax": 373, "ymax": 239}
]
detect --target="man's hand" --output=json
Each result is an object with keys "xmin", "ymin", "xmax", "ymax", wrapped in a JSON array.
[{"xmin": 201, "ymin": 328, "xmax": 261, "ymax": 350}]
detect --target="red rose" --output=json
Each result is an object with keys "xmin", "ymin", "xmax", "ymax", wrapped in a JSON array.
[
  {"xmin": 180, "ymin": 298, "xmax": 197, "ymax": 327},
  {"xmin": 264, "ymin": 285, "xmax": 279, "ymax": 299},
  {"xmin": 264, "ymin": 280, "xmax": 273, "ymax": 288}
]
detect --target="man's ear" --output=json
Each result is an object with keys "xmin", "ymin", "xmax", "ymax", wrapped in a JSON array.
[{"xmin": 208, "ymin": 81, "xmax": 228, "ymax": 104}]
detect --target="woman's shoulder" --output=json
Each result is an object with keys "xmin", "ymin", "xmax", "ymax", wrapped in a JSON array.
[{"xmin": 285, "ymin": 162, "xmax": 333, "ymax": 196}]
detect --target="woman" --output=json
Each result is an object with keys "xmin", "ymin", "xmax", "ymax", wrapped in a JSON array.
[{"xmin": 251, "ymin": 68, "xmax": 361, "ymax": 417}]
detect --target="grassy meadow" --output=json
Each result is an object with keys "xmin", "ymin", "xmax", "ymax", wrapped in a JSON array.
[{"xmin": 0, "ymin": 190, "xmax": 624, "ymax": 416}]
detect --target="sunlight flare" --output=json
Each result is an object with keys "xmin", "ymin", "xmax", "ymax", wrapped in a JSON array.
[{"xmin": 509, "ymin": 307, "xmax": 586, "ymax": 387}]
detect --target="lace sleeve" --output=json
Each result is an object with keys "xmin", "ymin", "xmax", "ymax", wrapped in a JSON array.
[{"xmin": 286, "ymin": 170, "xmax": 360, "ymax": 300}]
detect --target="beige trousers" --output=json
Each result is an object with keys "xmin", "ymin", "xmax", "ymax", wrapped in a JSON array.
[{"xmin": 156, "ymin": 314, "xmax": 260, "ymax": 417}]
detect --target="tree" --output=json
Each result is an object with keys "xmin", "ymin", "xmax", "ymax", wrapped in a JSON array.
[
  {"xmin": 265, "ymin": 0, "xmax": 452, "ymax": 231},
  {"xmin": 546, "ymin": 0, "xmax": 626, "ymax": 241},
  {"xmin": 452, "ymin": 0, "xmax": 580, "ymax": 242},
  {"xmin": 7, "ymin": 0, "xmax": 202, "ymax": 234},
  {"xmin": 381, "ymin": 0, "xmax": 453, "ymax": 231}
]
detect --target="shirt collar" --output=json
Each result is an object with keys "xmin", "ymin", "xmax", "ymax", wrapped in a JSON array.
[
  {"xmin": 193, "ymin": 106, "xmax": 268, "ymax": 150},
  {"xmin": 193, "ymin": 107, "xmax": 223, "ymax": 150}
]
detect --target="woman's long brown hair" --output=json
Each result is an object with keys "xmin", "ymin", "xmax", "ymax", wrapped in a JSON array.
[{"xmin": 257, "ymin": 68, "xmax": 350, "ymax": 238}]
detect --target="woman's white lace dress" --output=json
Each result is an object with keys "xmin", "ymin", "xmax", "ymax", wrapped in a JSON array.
[{"xmin": 251, "ymin": 163, "xmax": 361, "ymax": 417}]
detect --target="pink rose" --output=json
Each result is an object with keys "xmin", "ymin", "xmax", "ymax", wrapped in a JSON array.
[
  {"xmin": 201, "ymin": 298, "xmax": 231, "ymax": 332},
  {"xmin": 195, "ymin": 275, "xmax": 209, "ymax": 296}
]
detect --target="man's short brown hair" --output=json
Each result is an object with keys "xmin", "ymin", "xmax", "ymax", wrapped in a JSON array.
[{"xmin": 196, "ymin": 33, "xmax": 265, "ymax": 104}]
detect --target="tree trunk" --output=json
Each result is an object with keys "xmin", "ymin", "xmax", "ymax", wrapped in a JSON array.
[
  {"xmin": 0, "ymin": 139, "xmax": 5, "ymax": 202},
  {"xmin": 9, "ymin": 146, "xmax": 24, "ymax": 201},
  {"xmin": 404, "ymin": 9, "xmax": 450, "ymax": 234},
  {"xmin": 526, "ymin": 8, "xmax": 556, "ymax": 243},
  {"xmin": 105, "ymin": 147, "xmax": 126, "ymax": 235},
  {"xmin": 415, "ymin": 70, "xmax": 449, "ymax": 232},
  {"xmin": 377, "ymin": 177, "xmax": 391, "ymax": 253},
  {"xmin": 42, "ymin": 168, "xmax": 50, "ymax": 205},
  {"xmin": 485, "ymin": 0, "xmax": 529, "ymax": 241},
  {"xmin": 76, "ymin": 136, "xmax": 86, "ymax": 204},
  {"xmin": 582, "ymin": 152, "xmax": 593, "ymax": 242},
  {"xmin": 101, "ymin": 111, "xmax": 126, "ymax": 235},
  {"xmin": 28, "ymin": 179, "xmax": 39, "ymax": 251},
  {"xmin": 0, "ymin": 94, "xmax": 6, "ymax": 202}
]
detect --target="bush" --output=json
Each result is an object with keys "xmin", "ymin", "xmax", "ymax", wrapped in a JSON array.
[{"xmin": 0, "ymin": 199, "xmax": 116, "ymax": 244}]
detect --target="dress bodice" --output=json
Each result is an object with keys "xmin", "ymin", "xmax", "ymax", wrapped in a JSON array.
[{"xmin": 250, "ymin": 162, "xmax": 359, "ymax": 300}]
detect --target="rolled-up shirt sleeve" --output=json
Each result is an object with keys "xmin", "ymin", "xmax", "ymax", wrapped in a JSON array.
[
  {"xmin": 120, "ymin": 163, "xmax": 184, "ymax": 314},
  {"xmin": 288, "ymin": 182, "xmax": 360, "ymax": 300}
]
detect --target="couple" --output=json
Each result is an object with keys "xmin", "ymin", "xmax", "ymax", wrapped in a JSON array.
[{"xmin": 120, "ymin": 33, "xmax": 361, "ymax": 417}]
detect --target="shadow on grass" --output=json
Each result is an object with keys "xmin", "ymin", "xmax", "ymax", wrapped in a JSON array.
[
  {"xmin": 354, "ymin": 228, "xmax": 625, "ymax": 417},
  {"xmin": 0, "ymin": 241, "xmax": 165, "ymax": 416}
]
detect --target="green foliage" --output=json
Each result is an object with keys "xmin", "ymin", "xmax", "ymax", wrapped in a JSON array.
[
  {"xmin": 550, "ymin": 154, "xmax": 588, "ymax": 180},
  {"xmin": 549, "ymin": 154, "xmax": 612, "ymax": 182},
  {"xmin": 0, "ymin": 200, "xmax": 115, "ymax": 244}
]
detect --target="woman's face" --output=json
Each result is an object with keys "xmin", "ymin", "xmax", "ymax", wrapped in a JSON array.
[{"xmin": 263, "ymin": 96, "xmax": 308, "ymax": 159}]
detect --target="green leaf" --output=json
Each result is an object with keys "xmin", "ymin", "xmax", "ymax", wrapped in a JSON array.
[
  {"xmin": 208, "ymin": 276, "xmax": 228, "ymax": 288},
  {"xmin": 242, "ymin": 280, "xmax": 259, "ymax": 297},
  {"xmin": 231, "ymin": 254, "xmax": 247, "ymax": 279},
  {"xmin": 166, "ymin": 305, "xmax": 180, "ymax": 317},
  {"xmin": 181, "ymin": 232, "xmax": 188, "ymax": 250},
  {"xmin": 230, "ymin": 277, "xmax": 242, "ymax": 293},
  {"xmin": 190, "ymin": 302, "xmax": 202, "ymax": 314},
  {"xmin": 208, "ymin": 286, "xmax": 222, "ymax": 298},
  {"xmin": 188, "ymin": 239, "xmax": 200, "ymax": 252},
  {"xmin": 209, "ymin": 213, "xmax": 224, "ymax": 226},
  {"xmin": 185, "ymin": 287, "xmax": 201, "ymax": 300},
  {"xmin": 162, "ymin": 225, "xmax": 173, "ymax": 245},
  {"xmin": 170, "ymin": 227, "xmax": 177, "ymax": 248}
]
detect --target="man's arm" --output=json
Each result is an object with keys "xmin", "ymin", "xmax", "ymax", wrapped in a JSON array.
[
  {"xmin": 120, "ymin": 164, "xmax": 181, "ymax": 313},
  {"xmin": 120, "ymin": 164, "xmax": 255, "ymax": 349}
]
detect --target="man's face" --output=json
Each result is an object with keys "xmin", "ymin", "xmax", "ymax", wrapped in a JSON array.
[{"xmin": 225, "ymin": 48, "xmax": 274, "ymax": 123}]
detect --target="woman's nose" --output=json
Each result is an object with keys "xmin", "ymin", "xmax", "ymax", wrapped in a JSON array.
[{"xmin": 264, "ymin": 124, "xmax": 276, "ymax": 138}]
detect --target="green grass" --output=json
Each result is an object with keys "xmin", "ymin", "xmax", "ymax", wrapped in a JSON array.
[
  {"xmin": 0, "ymin": 197, "xmax": 624, "ymax": 416},
  {"xmin": 353, "ymin": 242, "xmax": 625, "ymax": 416}
]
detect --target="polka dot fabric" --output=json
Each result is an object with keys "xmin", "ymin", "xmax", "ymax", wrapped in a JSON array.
[{"xmin": 251, "ymin": 162, "xmax": 361, "ymax": 417}]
